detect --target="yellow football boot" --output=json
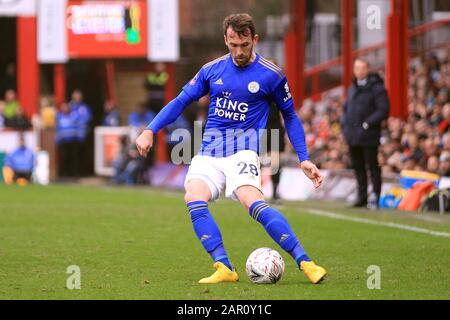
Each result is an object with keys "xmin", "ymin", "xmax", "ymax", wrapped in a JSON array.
[
  {"xmin": 198, "ymin": 262, "xmax": 239, "ymax": 284},
  {"xmin": 300, "ymin": 261, "xmax": 327, "ymax": 284}
]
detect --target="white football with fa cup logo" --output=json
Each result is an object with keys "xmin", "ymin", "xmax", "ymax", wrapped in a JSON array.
[{"xmin": 246, "ymin": 247, "xmax": 285, "ymax": 284}]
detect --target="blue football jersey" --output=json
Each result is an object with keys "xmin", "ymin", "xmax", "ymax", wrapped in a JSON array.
[{"xmin": 182, "ymin": 53, "xmax": 296, "ymax": 158}]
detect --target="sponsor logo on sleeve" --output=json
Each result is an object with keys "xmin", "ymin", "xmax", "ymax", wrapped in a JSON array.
[{"xmin": 283, "ymin": 82, "xmax": 292, "ymax": 102}]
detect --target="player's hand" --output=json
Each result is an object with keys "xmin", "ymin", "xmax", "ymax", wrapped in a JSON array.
[
  {"xmin": 300, "ymin": 160, "xmax": 324, "ymax": 189},
  {"xmin": 136, "ymin": 129, "xmax": 154, "ymax": 158}
]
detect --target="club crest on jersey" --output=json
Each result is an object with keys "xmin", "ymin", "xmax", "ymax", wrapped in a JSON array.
[{"xmin": 248, "ymin": 81, "xmax": 260, "ymax": 93}]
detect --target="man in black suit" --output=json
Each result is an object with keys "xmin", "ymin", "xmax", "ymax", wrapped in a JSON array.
[{"xmin": 342, "ymin": 59, "xmax": 390, "ymax": 208}]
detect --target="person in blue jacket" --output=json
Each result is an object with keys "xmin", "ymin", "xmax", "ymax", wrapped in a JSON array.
[
  {"xmin": 102, "ymin": 99, "xmax": 120, "ymax": 127},
  {"xmin": 69, "ymin": 89, "xmax": 93, "ymax": 176},
  {"xmin": 5, "ymin": 133, "xmax": 35, "ymax": 182},
  {"xmin": 56, "ymin": 102, "xmax": 79, "ymax": 178},
  {"xmin": 128, "ymin": 102, "xmax": 155, "ymax": 129}
]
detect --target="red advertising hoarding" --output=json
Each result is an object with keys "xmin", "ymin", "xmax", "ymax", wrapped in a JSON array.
[{"xmin": 66, "ymin": 0, "xmax": 147, "ymax": 58}]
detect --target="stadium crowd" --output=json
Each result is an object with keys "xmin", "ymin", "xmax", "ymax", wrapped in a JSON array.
[{"xmin": 284, "ymin": 46, "xmax": 450, "ymax": 177}]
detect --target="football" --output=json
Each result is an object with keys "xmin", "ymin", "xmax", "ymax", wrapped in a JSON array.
[{"xmin": 245, "ymin": 247, "xmax": 285, "ymax": 284}]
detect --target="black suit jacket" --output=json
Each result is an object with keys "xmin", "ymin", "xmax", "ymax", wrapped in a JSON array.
[{"xmin": 342, "ymin": 73, "xmax": 390, "ymax": 146}]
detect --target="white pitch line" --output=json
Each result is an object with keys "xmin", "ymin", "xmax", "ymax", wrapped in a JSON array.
[{"xmin": 304, "ymin": 208, "xmax": 450, "ymax": 238}]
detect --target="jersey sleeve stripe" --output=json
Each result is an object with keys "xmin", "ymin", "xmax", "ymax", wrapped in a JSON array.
[
  {"xmin": 259, "ymin": 57, "xmax": 284, "ymax": 72},
  {"xmin": 258, "ymin": 60, "xmax": 284, "ymax": 78},
  {"xmin": 259, "ymin": 57, "xmax": 285, "ymax": 76}
]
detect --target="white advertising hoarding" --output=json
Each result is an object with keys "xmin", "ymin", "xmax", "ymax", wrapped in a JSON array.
[
  {"xmin": 0, "ymin": 0, "xmax": 36, "ymax": 17},
  {"xmin": 94, "ymin": 126, "xmax": 131, "ymax": 176},
  {"xmin": 37, "ymin": 0, "xmax": 68, "ymax": 63},
  {"xmin": 148, "ymin": 0, "xmax": 179, "ymax": 62},
  {"xmin": 0, "ymin": 130, "xmax": 36, "ymax": 153}
]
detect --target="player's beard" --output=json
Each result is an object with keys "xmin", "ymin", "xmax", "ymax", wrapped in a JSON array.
[
  {"xmin": 233, "ymin": 48, "xmax": 254, "ymax": 67},
  {"xmin": 235, "ymin": 57, "xmax": 249, "ymax": 67}
]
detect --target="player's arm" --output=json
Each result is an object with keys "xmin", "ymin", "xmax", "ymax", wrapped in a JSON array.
[
  {"xmin": 136, "ymin": 68, "xmax": 209, "ymax": 157},
  {"xmin": 271, "ymin": 78, "xmax": 323, "ymax": 188}
]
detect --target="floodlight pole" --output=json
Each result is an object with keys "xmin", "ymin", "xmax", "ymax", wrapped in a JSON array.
[
  {"xmin": 105, "ymin": 60, "xmax": 117, "ymax": 105},
  {"xmin": 386, "ymin": 0, "xmax": 409, "ymax": 119},
  {"xmin": 54, "ymin": 64, "xmax": 66, "ymax": 107},
  {"xmin": 285, "ymin": 0, "xmax": 305, "ymax": 109},
  {"xmin": 341, "ymin": 0, "xmax": 353, "ymax": 94},
  {"xmin": 17, "ymin": 16, "xmax": 39, "ymax": 119}
]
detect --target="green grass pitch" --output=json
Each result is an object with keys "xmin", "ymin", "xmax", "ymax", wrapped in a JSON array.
[{"xmin": 0, "ymin": 184, "xmax": 449, "ymax": 299}]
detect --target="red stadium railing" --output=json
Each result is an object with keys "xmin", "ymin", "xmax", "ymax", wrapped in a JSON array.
[{"xmin": 303, "ymin": 19, "xmax": 450, "ymax": 101}]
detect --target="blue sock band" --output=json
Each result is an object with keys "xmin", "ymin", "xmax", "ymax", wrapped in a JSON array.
[
  {"xmin": 187, "ymin": 201, "xmax": 233, "ymax": 270},
  {"xmin": 249, "ymin": 200, "xmax": 310, "ymax": 268}
]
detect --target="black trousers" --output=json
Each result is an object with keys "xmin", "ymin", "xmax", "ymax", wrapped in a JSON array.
[
  {"xmin": 349, "ymin": 145, "xmax": 382, "ymax": 203},
  {"xmin": 58, "ymin": 141, "xmax": 80, "ymax": 178},
  {"xmin": 13, "ymin": 171, "xmax": 32, "ymax": 181}
]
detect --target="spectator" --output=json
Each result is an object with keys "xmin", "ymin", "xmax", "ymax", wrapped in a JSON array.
[
  {"xmin": 438, "ymin": 103, "xmax": 450, "ymax": 134},
  {"xmin": 426, "ymin": 156, "xmax": 439, "ymax": 174},
  {"xmin": 112, "ymin": 135, "xmax": 131, "ymax": 184},
  {"xmin": 3, "ymin": 133, "xmax": 35, "ymax": 185},
  {"xmin": 69, "ymin": 89, "xmax": 92, "ymax": 136},
  {"xmin": 128, "ymin": 102, "xmax": 155, "ymax": 129},
  {"xmin": 442, "ymin": 132, "xmax": 450, "ymax": 151},
  {"xmin": 40, "ymin": 99, "xmax": 56, "ymax": 129},
  {"xmin": 404, "ymin": 133, "xmax": 423, "ymax": 162},
  {"xmin": 6, "ymin": 107, "xmax": 31, "ymax": 130},
  {"xmin": 3, "ymin": 89, "xmax": 22, "ymax": 124},
  {"xmin": 437, "ymin": 88, "xmax": 449, "ymax": 105},
  {"xmin": 341, "ymin": 58, "xmax": 390, "ymax": 208},
  {"xmin": 56, "ymin": 102, "xmax": 79, "ymax": 178},
  {"xmin": 102, "ymin": 99, "xmax": 120, "ymax": 127},
  {"xmin": 438, "ymin": 152, "xmax": 450, "ymax": 177},
  {"xmin": 69, "ymin": 89, "xmax": 92, "ymax": 176},
  {"xmin": 322, "ymin": 149, "xmax": 346, "ymax": 170},
  {"xmin": 112, "ymin": 140, "xmax": 146, "ymax": 185},
  {"xmin": 144, "ymin": 62, "xmax": 168, "ymax": 113},
  {"xmin": 423, "ymin": 137, "xmax": 439, "ymax": 160},
  {"xmin": 401, "ymin": 155, "xmax": 418, "ymax": 171}
]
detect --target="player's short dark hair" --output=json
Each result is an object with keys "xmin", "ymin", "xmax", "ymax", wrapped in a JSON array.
[{"xmin": 223, "ymin": 13, "xmax": 256, "ymax": 38}]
